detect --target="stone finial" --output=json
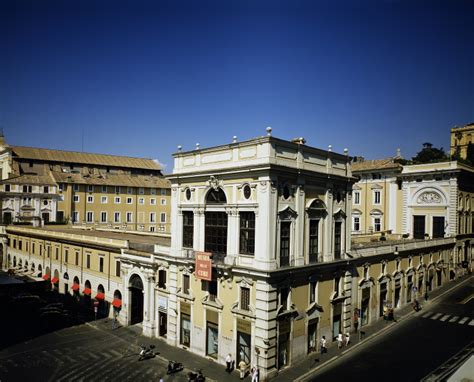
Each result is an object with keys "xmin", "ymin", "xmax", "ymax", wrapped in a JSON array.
[
  {"xmin": 328, "ymin": 144, "xmax": 332, "ymax": 152},
  {"xmin": 195, "ymin": 143, "xmax": 200, "ymax": 150},
  {"xmin": 396, "ymin": 148, "xmax": 401, "ymax": 157},
  {"xmin": 177, "ymin": 145, "xmax": 182, "ymax": 152},
  {"xmin": 266, "ymin": 126, "xmax": 272, "ymax": 136},
  {"xmin": 232, "ymin": 136, "xmax": 237, "ymax": 143},
  {"xmin": 344, "ymin": 148, "xmax": 348, "ymax": 155}
]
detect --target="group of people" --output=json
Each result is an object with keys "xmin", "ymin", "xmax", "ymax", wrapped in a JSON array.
[
  {"xmin": 225, "ymin": 353, "xmax": 259, "ymax": 381},
  {"xmin": 320, "ymin": 332, "xmax": 350, "ymax": 354}
]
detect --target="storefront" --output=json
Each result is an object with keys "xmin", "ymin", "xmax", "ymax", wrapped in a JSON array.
[
  {"xmin": 277, "ymin": 319, "xmax": 290, "ymax": 369},
  {"xmin": 206, "ymin": 310, "xmax": 219, "ymax": 359},
  {"xmin": 360, "ymin": 286, "xmax": 370, "ymax": 326},
  {"xmin": 307, "ymin": 318, "xmax": 318, "ymax": 353},
  {"xmin": 180, "ymin": 302, "xmax": 191, "ymax": 347},
  {"xmin": 237, "ymin": 318, "xmax": 252, "ymax": 365},
  {"xmin": 158, "ymin": 295, "xmax": 168, "ymax": 338}
]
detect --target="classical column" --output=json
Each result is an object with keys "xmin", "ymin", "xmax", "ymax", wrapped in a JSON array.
[{"xmin": 142, "ymin": 270, "xmax": 156, "ymax": 337}]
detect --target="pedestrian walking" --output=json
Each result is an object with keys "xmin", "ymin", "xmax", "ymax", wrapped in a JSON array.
[
  {"xmin": 353, "ymin": 308, "xmax": 360, "ymax": 332},
  {"xmin": 424, "ymin": 290, "xmax": 429, "ymax": 302},
  {"xmin": 320, "ymin": 335, "xmax": 327, "ymax": 354},
  {"xmin": 337, "ymin": 332, "xmax": 344, "ymax": 349},
  {"xmin": 251, "ymin": 366, "xmax": 259, "ymax": 382},
  {"xmin": 225, "ymin": 353, "xmax": 233, "ymax": 373},
  {"xmin": 345, "ymin": 333, "xmax": 350, "ymax": 346},
  {"xmin": 239, "ymin": 359, "xmax": 247, "ymax": 380}
]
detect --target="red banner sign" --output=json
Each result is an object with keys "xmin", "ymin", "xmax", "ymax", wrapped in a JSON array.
[{"xmin": 195, "ymin": 251, "xmax": 212, "ymax": 281}]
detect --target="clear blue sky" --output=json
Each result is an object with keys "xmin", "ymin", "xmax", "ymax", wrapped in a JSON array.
[{"xmin": 1, "ymin": 0, "xmax": 473, "ymax": 171}]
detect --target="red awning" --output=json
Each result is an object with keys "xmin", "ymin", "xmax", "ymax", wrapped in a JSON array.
[
  {"xmin": 71, "ymin": 283, "xmax": 80, "ymax": 291},
  {"xmin": 42, "ymin": 274, "xmax": 50, "ymax": 280},
  {"xmin": 51, "ymin": 277, "xmax": 59, "ymax": 283},
  {"xmin": 112, "ymin": 298, "xmax": 122, "ymax": 308},
  {"xmin": 83, "ymin": 288, "xmax": 91, "ymax": 296},
  {"xmin": 95, "ymin": 292, "xmax": 105, "ymax": 300}
]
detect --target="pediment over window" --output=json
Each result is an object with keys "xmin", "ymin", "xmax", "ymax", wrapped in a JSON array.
[
  {"xmin": 377, "ymin": 275, "xmax": 391, "ymax": 283},
  {"xmin": 306, "ymin": 302, "xmax": 323, "ymax": 320},
  {"xmin": 277, "ymin": 304, "xmax": 298, "ymax": 319},
  {"xmin": 202, "ymin": 295, "xmax": 224, "ymax": 310},
  {"xmin": 370, "ymin": 209, "xmax": 383, "ymax": 216},
  {"xmin": 278, "ymin": 206, "xmax": 298, "ymax": 220},
  {"xmin": 307, "ymin": 199, "xmax": 327, "ymax": 218},
  {"xmin": 329, "ymin": 291, "xmax": 347, "ymax": 304},
  {"xmin": 358, "ymin": 277, "xmax": 375, "ymax": 288},
  {"xmin": 352, "ymin": 209, "xmax": 362, "ymax": 215},
  {"xmin": 333, "ymin": 208, "xmax": 346, "ymax": 219},
  {"xmin": 371, "ymin": 183, "xmax": 383, "ymax": 190}
]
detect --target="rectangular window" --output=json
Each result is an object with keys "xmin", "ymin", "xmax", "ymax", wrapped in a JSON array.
[
  {"xmin": 101, "ymin": 186, "xmax": 107, "ymax": 193},
  {"xmin": 114, "ymin": 197, "xmax": 121, "ymax": 204},
  {"xmin": 87, "ymin": 195, "xmax": 94, "ymax": 203},
  {"xmin": 280, "ymin": 221, "xmax": 291, "ymax": 266},
  {"xmin": 413, "ymin": 215, "xmax": 425, "ymax": 239},
  {"xmin": 180, "ymin": 313, "xmax": 191, "ymax": 347},
  {"xmin": 374, "ymin": 190, "xmax": 381, "ymax": 204},
  {"xmin": 240, "ymin": 287, "xmax": 250, "ymax": 311},
  {"xmin": 149, "ymin": 226, "xmax": 155, "ymax": 232},
  {"xmin": 183, "ymin": 275, "xmax": 190, "ymax": 294},
  {"xmin": 59, "ymin": 184, "xmax": 64, "ymax": 192},
  {"xmin": 55, "ymin": 247, "xmax": 59, "ymax": 260},
  {"xmin": 114, "ymin": 212, "xmax": 120, "ymax": 223},
  {"xmin": 5, "ymin": 184, "xmax": 10, "ymax": 192},
  {"xmin": 308, "ymin": 219, "xmax": 319, "ymax": 263},
  {"xmin": 280, "ymin": 287, "xmax": 289, "ymax": 310},
  {"xmin": 354, "ymin": 191, "xmax": 360, "ymax": 205},
  {"xmin": 334, "ymin": 221, "xmax": 342, "ymax": 259},
  {"xmin": 72, "ymin": 211, "xmax": 79, "ymax": 223},
  {"xmin": 183, "ymin": 211, "xmax": 194, "ymax": 248},
  {"xmin": 160, "ymin": 213, "xmax": 166, "ymax": 223},
  {"xmin": 115, "ymin": 186, "xmax": 120, "ymax": 194},
  {"xmin": 239, "ymin": 212, "xmax": 255, "ymax": 255},
  {"xmin": 87, "ymin": 185, "xmax": 93, "ymax": 192},
  {"xmin": 139, "ymin": 198, "xmax": 144, "ymax": 205},
  {"xmin": 208, "ymin": 280, "xmax": 218, "ymax": 301},
  {"xmin": 150, "ymin": 212, "xmax": 156, "ymax": 223},
  {"xmin": 65, "ymin": 249, "xmax": 68, "ymax": 263},
  {"xmin": 100, "ymin": 212, "xmax": 107, "ymax": 223},
  {"xmin": 158, "ymin": 270, "xmax": 167, "ymax": 289},
  {"xmin": 126, "ymin": 212, "xmax": 133, "ymax": 223},
  {"xmin": 127, "ymin": 197, "xmax": 133, "ymax": 204},
  {"xmin": 161, "ymin": 188, "xmax": 167, "ymax": 196},
  {"xmin": 73, "ymin": 195, "xmax": 80, "ymax": 203},
  {"xmin": 127, "ymin": 187, "xmax": 133, "ymax": 194},
  {"xmin": 433, "ymin": 216, "xmax": 445, "ymax": 238},
  {"xmin": 43, "ymin": 186, "xmax": 49, "ymax": 193},
  {"xmin": 99, "ymin": 257, "xmax": 104, "ymax": 272},
  {"xmin": 101, "ymin": 196, "xmax": 108, "ymax": 204},
  {"xmin": 139, "ymin": 187, "xmax": 144, "ymax": 195},
  {"xmin": 309, "ymin": 281, "xmax": 317, "ymax": 303},
  {"xmin": 86, "ymin": 211, "xmax": 93, "ymax": 223},
  {"xmin": 150, "ymin": 188, "xmax": 157, "ymax": 195},
  {"xmin": 115, "ymin": 261, "xmax": 120, "ymax": 277},
  {"xmin": 374, "ymin": 217, "xmax": 381, "ymax": 232},
  {"xmin": 150, "ymin": 198, "xmax": 156, "ymax": 205},
  {"xmin": 73, "ymin": 184, "xmax": 79, "ymax": 192},
  {"xmin": 161, "ymin": 198, "xmax": 166, "ymax": 205},
  {"xmin": 204, "ymin": 211, "xmax": 228, "ymax": 255},
  {"xmin": 86, "ymin": 254, "xmax": 91, "ymax": 269},
  {"xmin": 19, "ymin": 241, "xmax": 23, "ymax": 251},
  {"xmin": 353, "ymin": 216, "xmax": 360, "ymax": 232},
  {"xmin": 75, "ymin": 252, "xmax": 79, "ymax": 266}
]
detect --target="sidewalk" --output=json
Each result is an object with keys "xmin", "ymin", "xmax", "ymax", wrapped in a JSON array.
[{"xmin": 88, "ymin": 274, "xmax": 472, "ymax": 382}]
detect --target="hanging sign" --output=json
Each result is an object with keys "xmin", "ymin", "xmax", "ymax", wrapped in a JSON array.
[{"xmin": 195, "ymin": 251, "xmax": 212, "ymax": 281}]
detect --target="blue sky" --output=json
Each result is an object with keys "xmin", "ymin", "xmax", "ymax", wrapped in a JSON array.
[{"xmin": 1, "ymin": 0, "xmax": 473, "ymax": 171}]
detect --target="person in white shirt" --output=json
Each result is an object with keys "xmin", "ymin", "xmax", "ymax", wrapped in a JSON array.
[
  {"xmin": 320, "ymin": 335, "xmax": 327, "ymax": 354},
  {"xmin": 337, "ymin": 332, "xmax": 344, "ymax": 349},
  {"xmin": 345, "ymin": 333, "xmax": 350, "ymax": 346}
]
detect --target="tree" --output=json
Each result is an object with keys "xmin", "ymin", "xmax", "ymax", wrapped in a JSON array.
[{"xmin": 412, "ymin": 143, "xmax": 448, "ymax": 164}]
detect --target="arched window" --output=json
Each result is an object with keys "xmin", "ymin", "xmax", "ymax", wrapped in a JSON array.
[
  {"xmin": 307, "ymin": 199, "xmax": 327, "ymax": 264},
  {"xmin": 206, "ymin": 188, "xmax": 227, "ymax": 204}
]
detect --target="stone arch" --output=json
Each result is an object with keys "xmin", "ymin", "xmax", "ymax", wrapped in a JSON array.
[
  {"xmin": 128, "ymin": 273, "xmax": 144, "ymax": 325},
  {"xmin": 18, "ymin": 258, "xmax": 22, "ymax": 268},
  {"xmin": 24, "ymin": 260, "xmax": 28, "ymax": 270},
  {"xmin": 412, "ymin": 187, "xmax": 447, "ymax": 206},
  {"xmin": 13, "ymin": 256, "xmax": 16, "ymax": 267}
]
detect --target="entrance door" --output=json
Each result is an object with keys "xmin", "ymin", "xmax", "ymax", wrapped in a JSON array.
[
  {"xmin": 129, "ymin": 275, "xmax": 144, "ymax": 325},
  {"xmin": 413, "ymin": 215, "xmax": 425, "ymax": 239},
  {"xmin": 437, "ymin": 270, "xmax": 442, "ymax": 286},
  {"xmin": 332, "ymin": 303, "xmax": 342, "ymax": 339},
  {"xmin": 42, "ymin": 212, "xmax": 50, "ymax": 223},
  {"xmin": 237, "ymin": 331, "xmax": 251, "ymax": 365},
  {"xmin": 361, "ymin": 288, "xmax": 370, "ymax": 326},
  {"xmin": 307, "ymin": 319, "xmax": 318, "ymax": 353},
  {"xmin": 394, "ymin": 287, "xmax": 401, "ymax": 308},
  {"xmin": 3, "ymin": 212, "xmax": 12, "ymax": 224},
  {"xmin": 159, "ymin": 312, "xmax": 167, "ymax": 337},
  {"xmin": 379, "ymin": 283, "xmax": 387, "ymax": 317},
  {"xmin": 206, "ymin": 322, "xmax": 219, "ymax": 359}
]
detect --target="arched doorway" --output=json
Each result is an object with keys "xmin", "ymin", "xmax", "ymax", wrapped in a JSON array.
[
  {"xmin": 37, "ymin": 264, "xmax": 43, "ymax": 277},
  {"xmin": 24, "ymin": 261, "xmax": 28, "ymax": 271},
  {"xmin": 95, "ymin": 284, "xmax": 106, "ymax": 318},
  {"xmin": 72, "ymin": 276, "xmax": 80, "ymax": 297},
  {"xmin": 13, "ymin": 256, "xmax": 16, "ymax": 267},
  {"xmin": 52, "ymin": 269, "xmax": 60, "ymax": 292},
  {"xmin": 129, "ymin": 274, "xmax": 144, "ymax": 325}
]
